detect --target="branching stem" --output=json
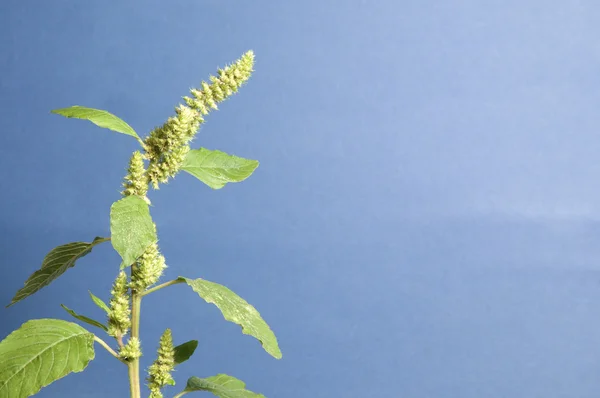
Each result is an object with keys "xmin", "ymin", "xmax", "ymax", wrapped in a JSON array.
[
  {"xmin": 141, "ymin": 279, "xmax": 184, "ymax": 297},
  {"xmin": 93, "ymin": 335, "xmax": 126, "ymax": 364}
]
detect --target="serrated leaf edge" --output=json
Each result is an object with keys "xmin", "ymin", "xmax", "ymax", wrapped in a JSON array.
[
  {"xmin": 177, "ymin": 277, "xmax": 282, "ymax": 359},
  {"xmin": 0, "ymin": 319, "xmax": 95, "ymax": 396}
]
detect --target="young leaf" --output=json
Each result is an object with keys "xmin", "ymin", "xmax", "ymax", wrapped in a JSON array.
[
  {"xmin": 181, "ymin": 148, "xmax": 259, "ymax": 189},
  {"xmin": 110, "ymin": 195, "xmax": 157, "ymax": 268},
  {"xmin": 182, "ymin": 374, "xmax": 265, "ymax": 398},
  {"xmin": 89, "ymin": 290, "xmax": 110, "ymax": 314},
  {"xmin": 178, "ymin": 277, "xmax": 282, "ymax": 359},
  {"xmin": 174, "ymin": 340, "xmax": 199, "ymax": 365},
  {"xmin": 60, "ymin": 304, "xmax": 108, "ymax": 332},
  {"xmin": 0, "ymin": 319, "xmax": 95, "ymax": 398},
  {"xmin": 51, "ymin": 106, "xmax": 142, "ymax": 143},
  {"xmin": 7, "ymin": 237, "xmax": 110, "ymax": 307}
]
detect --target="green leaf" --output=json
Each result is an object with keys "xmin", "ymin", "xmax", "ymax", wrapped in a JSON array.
[
  {"xmin": 60, "ymin": 304, "xmax": 108, "ymax": 332},
  {"xmin": 110, "ymin": 196, "xmax": 157, "ymax": 268},
  {"xmin": 181, "ymin": 148, "xmax": 259, "ymax": 189},
  {"xmin": 89, "ymin": 291, "xmax": 110, "ymax": 314},
  {"xmin": 183, "ymin": 374, "xmax": 265, "ymax": 398},
  {"xmin": 51, "ymin": 105, "xmax": 142, "ymax": 143},
  {"xmin": 178, "ymin": 277, "xmax": 282, "ymax": 359},
  {"xmin": 174, "ymin": 340, "xmax": 198, "ymax": 365},
  {"xmin": 7, "ymin": 237, "xmax": 110, "ymax": 307},
  {"xmin": 0, "ymin": 319, "xmax": 95, "ymax": 398}
]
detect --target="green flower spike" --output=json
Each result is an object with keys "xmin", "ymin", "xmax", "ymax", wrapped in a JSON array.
[
  {"xmin": 143, "ymin": 50, "xmax": 255, "ymax": 189},
  {"xmin": 107, "ymin": 271, "xmax": 131, "ymax": 338},
  {"xmin": 122, "ymin": 151, "xmax": 149, "ymax": 203},
  {"xmin": 144, "ymin": 106, "xmax": 201, "ymax": 189},
  {"xmin": 147, "ymin": 328, "xmax": 176, "ymax": 398},
  {"xmin": 119, "ymin": 337, "xmax": 142, "ymax": 361},
  {"xmin": 130, "ymin": 242, "xmax": 167, "ymax": 293},
  {"xmin": 183, "ymin": 50, "xmax": 255, "ymax": 116}
]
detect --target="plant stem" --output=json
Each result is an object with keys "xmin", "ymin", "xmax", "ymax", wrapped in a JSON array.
[
  {"xmin": 128, "ymin": 361, "xmax": 140, "ymax": 398},
  {"xmin": 129, "ymin": 266, "xmax": 143, "ymax": 398},
  {"xmin": 141, "ymin": 279, "xmax": 184, "ymax": 297},
  {"xmin": 93, "ymin": 335, "xmax": 126, "ymax": 364},
  {"xmin": 173, "ymin": 392, "xmax": 188, "ymax": 398}
]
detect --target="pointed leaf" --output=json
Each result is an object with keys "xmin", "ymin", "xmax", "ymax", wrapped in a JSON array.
[
  {"xmin": 178, "ymin": 277, "xmax": 281, "ymax": 359},
  {"xmin": 89, "ymin": 291, "xmax": 110, "ymax": 314},
  {"xmin": 0, "ymin": 319, "xmax": 95, "ymax": 398},
  {"xmin": 110, "ymin": 196, "xmax": 157, "ymax": 268},
  {"xmin": 183, "ymin": 374, "xmax": 265, "ymax": 398},
  {"xmin": 51, "ymin": 106, "xmax": 142, "ymax": 143},
  {"xmin": 7, "ymin": 237, "xmax": 110, "ymax": 307},
  {"xmin": 61, "ymin": 304, "xmax": 108, "ymax": 332},
  {"xmin": 174, "ymin": 340, "xmax": 198, "ymax": 365},
  {"xmin": 182, "ymin": 148, "xmax": 259, "ymax": 189}
]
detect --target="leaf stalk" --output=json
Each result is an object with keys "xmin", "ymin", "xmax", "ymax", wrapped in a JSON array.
[
  {"xmin": 141, "ymin": 279, "xmax": 184, "ymax": 297},
  {"xmin": 93, "ymin": 335, "xmax": 126, "ymax": 364}
]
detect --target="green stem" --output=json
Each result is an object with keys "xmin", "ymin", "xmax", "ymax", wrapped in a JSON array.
[
  {"xmin": 93, "ymin": 335, "xmax": 126, "ymax": 364},
  {"xmin": 128, "ymin": 361, "xmax": 139, "ymax": 398},
  {"xmin": 173, "ymin": 392, "xmax": 188, "ymax": 398},
  {"xmin": 129, "ymin": 266, "xmax": 143, "ymax": 398},
  {"xmin": 141, "ymin": 279, "xmax": 184, "ymax": 297}
]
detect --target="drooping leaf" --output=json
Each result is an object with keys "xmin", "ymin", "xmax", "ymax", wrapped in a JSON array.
[
  {"xmin": 174, "ymin": 340, "xmax": 198, "ymax": 365},
  {"xmin": 178, "ymin": 277, "xmax": 281, "ymax": 359},
  {"xmin": 181, "ymin": 148, "xmax": 259, "ymax": 189},
  {"xmin": 0, "ymin": 319, "xmax": 95, "ymax": 398},
  {"xmin": 182, "ymin": 374, "xmax": 265, "ymax": 398},
  {"xmin": 51, "ymin": 106, "xmax": 142, "ymax": 143},
  {"xmin": 7, "ymin": 237, "xmax": 110, "ymax": 307},
  {"xmin": 110, "ymin": 196, "xmax": 157, "ymax": 268},
  {"xmin": 89, "ymin": 291, "xmax": 110, "ymax": 314},
  {"xmin": 60, "ymin": 304, "xmax": 108, "ymax": 332}
]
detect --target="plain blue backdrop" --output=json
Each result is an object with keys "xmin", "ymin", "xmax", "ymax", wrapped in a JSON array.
[{"xmin": 2, "ymin": 1, "xmax": 600, "ymax": 397}]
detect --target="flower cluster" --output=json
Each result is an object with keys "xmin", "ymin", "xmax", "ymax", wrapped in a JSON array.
[
  {"xmin": 130, "ymin": 242, "xmax": 167, "ymax": 293},
  {"xmin": 147, "ymin": 328, "xmax": 176, "ymax": 397},
  {"xmin": 143, "ymin": 50, "xmax": 255, "ymax": 189},
  {"xmin": 119, "ymin": 337, "xmax": 142, "ymax": 361},
  {"xmin": 143, "ymin": 106, "xmax": 200, "ymax": 189},
  {"xmin": 183, "ymin": 50, "xmax": 254, "ymax": 115},
  {"xmin": 107, "ymin": 271, "xmax": 131, "ymax": 338},
  {"xmin": 122, "ymin": 151, "xmax": 149, "ymax": 203}
]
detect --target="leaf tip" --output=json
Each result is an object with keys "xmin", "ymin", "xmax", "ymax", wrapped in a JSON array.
[
  {"xmin": 6, "ymin": 296, "xmax": 18, "ymax": 308},
  {"xmin": 50, "ymin": 107, "xmax": 68, "ymax": 115}
]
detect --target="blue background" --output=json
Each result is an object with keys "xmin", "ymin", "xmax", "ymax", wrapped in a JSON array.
[{"xmin": 2, "ymin": 1, "xmax": 600, "ymax": 397}]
